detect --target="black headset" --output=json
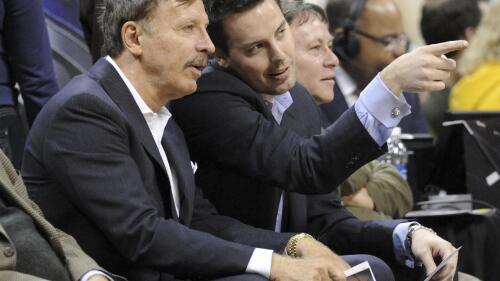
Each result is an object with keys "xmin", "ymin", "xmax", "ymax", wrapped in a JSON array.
[{"xmin": 332, "ymin": 0, "xmax": 368, "ymax": 62}]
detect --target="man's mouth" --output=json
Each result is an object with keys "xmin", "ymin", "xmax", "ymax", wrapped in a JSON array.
[
  {"xmin": 188, "ymin": 63, "xmax": 206, "ymax": 71},
  {"xmin": 267, "ymin": 67, "xmax": 290, "ymax": 81}
]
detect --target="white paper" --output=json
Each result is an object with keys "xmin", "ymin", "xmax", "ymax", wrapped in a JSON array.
[
  {"xmin": 344, "ymin": 261, "xmax": 376, "ymax": 281},
  {"xmin": 486, "ymin": 171, "xmax": 500, "ymax": 186},
  {"xmin": 423, "ymin": 246, "xmax": 462, "ymax": 281}
]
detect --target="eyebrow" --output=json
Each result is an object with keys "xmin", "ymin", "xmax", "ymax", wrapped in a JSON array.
[{"xmin": 238, "ymin": 20, "xmax": 288, "ymax": 50}]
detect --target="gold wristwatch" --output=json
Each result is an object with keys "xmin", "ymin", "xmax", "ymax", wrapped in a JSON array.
[{"xmin": 285, "ymin": 233, "xmax": 314, "ymax": 257}]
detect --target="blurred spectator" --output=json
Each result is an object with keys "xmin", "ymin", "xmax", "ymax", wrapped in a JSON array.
[
  {"xmin": 322, "ymin": 0, "xmax": 428, "ymax": 134},
  {"xmin": 420, "ymin": 0, "xmax": 481, "ymax": 135},
  {"xmin": 450, "ymin": 2, "xmax": 500, "ymax": 111},
  {"xmin": 0, "ymin": 0, "xmax": 59, "ymax": 168},
  {"xmin": 43, "ymin": 0, "xmax": 82, "ymax": 33}
]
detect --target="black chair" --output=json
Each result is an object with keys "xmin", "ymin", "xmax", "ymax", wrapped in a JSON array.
[{"xmin": 44, "ymin": 11, "xmax": 92, "ymax": 88}]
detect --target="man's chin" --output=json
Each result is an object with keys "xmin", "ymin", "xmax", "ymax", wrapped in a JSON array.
[
  {"xmin": 269, "ymin": 79, "xmax": 296, "ymax": 95},
  {"xmin": 169, "ymin": 84, "xmax": 198, "ymax": 101}
]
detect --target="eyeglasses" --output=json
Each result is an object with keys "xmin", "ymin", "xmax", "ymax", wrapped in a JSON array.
[{"xmin": 354, "ymin": 29, "xmax": 410, "ymax": 51}]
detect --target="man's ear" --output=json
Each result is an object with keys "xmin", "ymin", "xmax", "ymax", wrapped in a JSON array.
[
  {"xmin": 121, "ymin": 21, "xmax": 144, "ymax": 56},
  {"xmin": 463, "ymin": 27, "xmax": 476, "ymax": 42},
  {"xmin": 214, "ymin": 49, "xmax": 230, "ymax": 68}
]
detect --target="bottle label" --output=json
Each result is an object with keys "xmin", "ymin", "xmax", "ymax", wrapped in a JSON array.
[{"xmin": 395, "ymin": 163, "xmax": 407, "ymax": 180}]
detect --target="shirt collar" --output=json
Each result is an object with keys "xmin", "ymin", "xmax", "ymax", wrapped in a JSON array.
[
  {"xmin": 105, "ymin": 56, "xmax": 172, "ymax": 119},
  {"xmin": 105, "ymin": 56, "xmax": 171, "ymax": 144},
  {"xmin": 335, "ymin": 66, "xmax": 357, "ymax": 97},
  {"xmin": 266, "ymin": 91, "xmax": 293, "ymax": 125}
]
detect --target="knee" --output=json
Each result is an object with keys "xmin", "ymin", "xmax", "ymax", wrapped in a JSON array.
[
  {"xmin": 344, "ymin": 254, "xmax": 395, "ymax": 281},
  {"xmin": 211, "ymin": 273, "xmax": 267, "ymax": 281},
  {"xmin": 360, "ymin": 255, "xmax": 395, "ymax": 281}
]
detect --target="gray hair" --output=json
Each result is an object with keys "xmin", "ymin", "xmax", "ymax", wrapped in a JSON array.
[{"xmin": 101, "ymin": 0, "xmax": 162, "ymax": 57}]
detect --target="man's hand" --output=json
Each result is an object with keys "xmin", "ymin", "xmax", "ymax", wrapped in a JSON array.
[
  {"xmin": 410, "ymin": 229, "xmax": 458, "ymax": 281},
  {"xmin": 380, "ymin": 40, "xmax": 468, "ymax": 95},
  {"xmin": 270, "ymin": 253, "xmax": 348, "ymax": 281},
  {"xmin": 341, "ymin": 187, "xmax": 374, "ymax": 210},
  {"xmin": 295, "ymin": 236, "xmax": 350, "ymax": 269},
  {"xmin": 88, "ymin": 275, "xmax": 111, "ymax": 281}
]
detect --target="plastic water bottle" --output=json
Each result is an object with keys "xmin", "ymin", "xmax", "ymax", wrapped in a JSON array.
[{"xmin": 379, "ymin": 127, "xmax": 408, "ymax": 179}]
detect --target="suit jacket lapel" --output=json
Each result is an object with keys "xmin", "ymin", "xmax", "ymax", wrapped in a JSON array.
[
  {"xmin": 161, "ymin": 121, "xmax": 194, "ymax": 223},
  {"xmin": 93, "ymin": 59, "xmax": 168, "ymax": 173},
  {"xmin": 91, "ymin": 59, "xmax": 181, "ymax": 219}
]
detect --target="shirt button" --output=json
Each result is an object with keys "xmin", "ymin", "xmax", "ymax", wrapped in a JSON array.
[
  {"xmin": 3, "ymin": 247, "xmax": 14, "ymax": 257},
  {"xmin": 391, "ymin": 107, "xmax": 401, "ymax": 118}
]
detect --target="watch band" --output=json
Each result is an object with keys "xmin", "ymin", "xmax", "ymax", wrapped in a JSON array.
[
  {"xmin": 407, "ymin": 223, "xmax": 437, "ymax": 249},
  {"xmin": 285, "ymin": 233, "xmax": 314, "ymax": 257}
]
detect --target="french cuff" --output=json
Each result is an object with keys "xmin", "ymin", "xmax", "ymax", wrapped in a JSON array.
[
  {"xmin": 392, "ymin": 222, "xmax": 422, "ymax": 269},
  {"xmin": 246, "ymin": 248, "xmax": 273, "ymax": 279},
  {"xmin": 358, "ymin": 73, "xmax": 411, "ymax": 128},
  {"xmin": 80, "ymin": 270, "xmax": 113, "ymax": 281}
]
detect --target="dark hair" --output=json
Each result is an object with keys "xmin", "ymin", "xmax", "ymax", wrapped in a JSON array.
[
  {"xmin": 325, "ymin": 0, "xmax": 360, "ymax": 33},
  {"xmin": 420, "ymin": 0, "xmax": 481, "ymax": 45},
  {"xmin": 283, "ymin": 3, "xmax": 328, "ymax": 26},
  {"xmin": 205, "ymin": 0, "xmax": 280, "ymax": 54},
  {"xmin": 101, "ymin": 0, "xmax": 162, "ymax": 57}
]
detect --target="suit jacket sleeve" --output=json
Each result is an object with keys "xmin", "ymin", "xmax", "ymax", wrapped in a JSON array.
[
  {"xmin": 306, "ymin": 191, "xmax": 404, "ymax": 263},
  {"xmin": 171, "ymin": 90, "xmax": 384, "ymax": 195},
  {"xmin": 3, "ymin": 0, "xmax": 58, "ymax": 124},
  {"xmin": 190, "ymin": 186, "xmax": 292, "ymax": 251},
  {"xmin": 40, "ymin": 94, "xmax": 283, "ymax": 278},
  {"xmin": 57, "ymin": 231, "xmax": 126, "ymax": 281}
]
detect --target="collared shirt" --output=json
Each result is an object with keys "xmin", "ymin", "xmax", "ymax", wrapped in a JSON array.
[
  {"xmin": 263, "ymin": 92, "xmax": 293, "ymax": 233},
  {"xmin": 106, "ymin": 56, "xmax": 181, "ymax": 216},
  {"xmin": 335, "ymin": 66, "xmax": 358, "ymax": 108},
  {"xmin": 270, "ymin": 76, "xmax": 417, "ymax": 268},
  {"xmin": 105, "ymin": 56, "xmax": 273, "ymax": 278}
]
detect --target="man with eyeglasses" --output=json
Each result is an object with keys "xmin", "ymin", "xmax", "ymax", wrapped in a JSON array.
[{"xmin": 322, "ymin": 0, "xmax": 428, "ymax": 134}]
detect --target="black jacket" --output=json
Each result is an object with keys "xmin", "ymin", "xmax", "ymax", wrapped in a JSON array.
[{"xmin": 171, "ymin": 67, "xmax": 401, "ymax": 261}]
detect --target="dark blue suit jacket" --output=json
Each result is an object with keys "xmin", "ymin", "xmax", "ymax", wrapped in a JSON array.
[
  {"xmin": 22, "ymin": 59, "xmax": 291, "ymax": 281},
  {"xmin": 171, "ymin": 67, "xmax": 402, "ymax": 263},
  {"xmin": 0, "ymin": 0, "xmax": 58, "ymax": 125},
  {"xmin": 321, "ymin": 84, "xmax": 428, "ymax": 133}
]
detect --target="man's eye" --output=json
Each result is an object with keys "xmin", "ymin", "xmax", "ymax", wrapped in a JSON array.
[
  {"xmin": 247, "ymin": 43, "xmax": 263, "ymax": 53},
  {"xmin": 309, "ymin": 45, "xmax": 320, "ymax": 51},
  {"xmin": 277, "ymin": 27, "xmax": 286, "ymax": 38},
  {"xmin": 183, "ymin": 25, "xmax": 195, "ymax": 32}
]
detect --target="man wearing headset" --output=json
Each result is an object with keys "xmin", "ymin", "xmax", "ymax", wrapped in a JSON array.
[{"xmin": 321, "ymin": 0, "xmax": 428, "ymax": 134}]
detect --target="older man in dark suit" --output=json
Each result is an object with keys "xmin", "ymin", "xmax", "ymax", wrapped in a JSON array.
[{"xmin": 21, "ymin": 0, "xmax": 362, "ymax": 280}]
